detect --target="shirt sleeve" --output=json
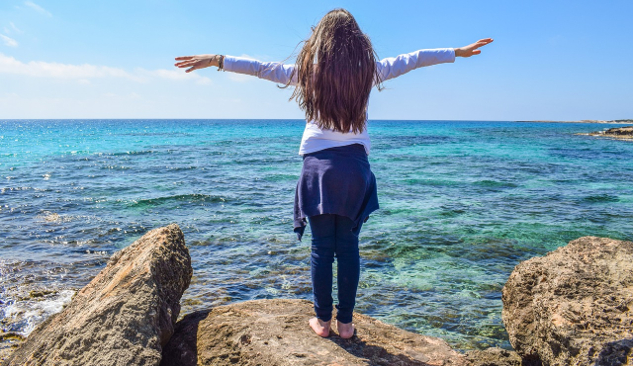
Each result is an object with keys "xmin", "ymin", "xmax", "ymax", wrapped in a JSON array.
[
  {"xmin": 376, "ymin": 48, "xmax": 456, "ymax": 82},
  {"xmin": 222, "ymin": 55, "xmax": 297, "ymax": 86}
]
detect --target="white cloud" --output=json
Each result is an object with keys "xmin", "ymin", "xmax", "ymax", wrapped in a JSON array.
[
  {"xmin": 102, "ymin": 92, "xmax": 141, "ymax": 99},
  {"xmin": 24, "ymin": 1, "xmax": 52, "ymax": 17},
  {"xmin": 0, "ymin": 53, "xmax": 138, "ymax": 79},
  {"xmin": 0, "ymin": 35, "xmax": 18, "ymax": 47},
  {"xmin": 4, "ymin": 22, "xmax": 23, "ymax": 35},
  {"xmin": 0, "ymin": 53, "xmax": 211, "ymax": 84},
  {"xmin": 10, "ymin": 22, "xmax": 23, "ymax": 34},
  {"xmin": 144, "ymin": 68, "xmax": 211, "ymax": 85}
]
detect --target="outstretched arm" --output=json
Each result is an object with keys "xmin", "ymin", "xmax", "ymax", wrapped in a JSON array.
[
  {"xmin": 376, "ymin": 38, "xmax": 493, "ymax": 82},
  {"xmin": 377, "ymin": 48, "xmax": 456, "ymax": 82},
  {"xmin": 174, "ymin": 54, "xmax": 297, "ymax": 85}
]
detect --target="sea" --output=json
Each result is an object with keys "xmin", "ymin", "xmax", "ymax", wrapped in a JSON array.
[{"xmin": 1, "ymin": 119, "xmax": 632, "ymax": 352}]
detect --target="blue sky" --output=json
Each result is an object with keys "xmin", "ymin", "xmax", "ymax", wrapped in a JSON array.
[{"xmin": 1, "ymin": 0, "xmax": 631, "ymax": 120}]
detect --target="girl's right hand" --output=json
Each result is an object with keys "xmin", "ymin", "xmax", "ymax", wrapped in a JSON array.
[
  {"xmin": 454, "ymin": 39, "xmax": 493, "ymax": 58},
  {"xmin": 174, "ymin": 54, "xmax": 221, "ymax": 73}
]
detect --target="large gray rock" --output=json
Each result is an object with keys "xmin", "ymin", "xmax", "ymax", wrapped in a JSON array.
[
  {"xmin": 2, "ymin": 224, "xmax": 192, "ymax": 366},
  {"xmin": 161, "ymin": 298, "xmax": 469, "ymax": 366},
  {"xmin": 502, "ymin": 236, "xmax": 633, "ymax": 366}
]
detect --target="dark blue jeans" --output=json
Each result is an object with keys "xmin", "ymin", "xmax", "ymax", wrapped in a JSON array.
[{"xmin": 308, "ymin": 214, "xmax": 361, "ymax": 324}]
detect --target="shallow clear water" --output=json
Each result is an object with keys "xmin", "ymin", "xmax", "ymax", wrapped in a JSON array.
[{"xmin": 1, "ymin": 119, "xmax": 632, "ymax": 351}]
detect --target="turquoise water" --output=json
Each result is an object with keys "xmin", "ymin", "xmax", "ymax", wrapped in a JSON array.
[{"xmin": 1, "ymin": 119, "xmax": 632, "ymax": 351}]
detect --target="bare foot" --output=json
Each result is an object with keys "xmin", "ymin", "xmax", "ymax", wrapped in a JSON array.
[
  {"xmin": 337, "ymin": 320, "xmax": 355, "ymax": 339},
  {"xmin": 309, "ymin": 317, "xmax": 331, "ymax": 337}
]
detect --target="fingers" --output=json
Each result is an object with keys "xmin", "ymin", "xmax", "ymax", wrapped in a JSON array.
[
  {"xmin": 175, "ymin": 55, "xmax": 203, "ymax": 72},
  {"xmin": 455, "ymin": 38, "xmax": 492, "ymax": 57},
  {"xmin": 175, "ymin": 58, "xmax": 205, "ymax": 68},
  {"xmin": 469, "ymin": 38, "xmax": 493, "ymax": 52},
  {"xmin": 476, "ymin": 39, "xmax": 494, "ymax": 47},
  {"xmin": 175, "ymin": 60, "xmax": 197, "ymax": 68},
  {"xmin": 175, "ymin": 54, "xmax": 218, "ymax": 72}
]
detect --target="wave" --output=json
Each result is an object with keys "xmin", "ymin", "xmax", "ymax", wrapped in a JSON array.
[
  {"xmin": 403, "ymin": 178, "xmax": 462, "ymax": 187},
  {"xmin": 109, "ymin": 150, "xmax": 156, "ymax": 157},
  {"xmin": 129, "ymin": 194, "xmax": 228, "ymax": 207},
  {"xmin": 473, "ymin": 180, "xmax": 519, "ymax": 188},
  {"xmin": 581, "ymin": 194, "xmax": 619, "ymax": 203}
]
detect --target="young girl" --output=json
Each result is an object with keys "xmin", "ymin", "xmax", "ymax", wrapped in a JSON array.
[{"xmin": 175, "ymin": 8, "xmax": 492, "ymax": 339}]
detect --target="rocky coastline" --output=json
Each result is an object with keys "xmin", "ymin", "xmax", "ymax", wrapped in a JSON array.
[
  {"xmin": 2, "ymin": 225, "xmax": 631, "ymax": 365},
  {"xmin": 516, "ymin": 120, "xmax": 633, "ymax": 124},
  {"xmin": 583, "ymin": 126, "xmax": 633, "ymax": 140}
]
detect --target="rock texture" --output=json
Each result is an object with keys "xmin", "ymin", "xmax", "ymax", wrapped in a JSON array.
[
  {"xmin": 161, "ymin": 298, "xmax": 469, "ymax": 366},
  {"xmin": 0, "ymin": 333, "xmax": 24, "ymax": 364},
  {"xmin": 587, "ymin": 126, "xmax": 633, "ymax": 140},
  {"xmin": 464, "ymin": 347, "xmax": 525, "ymax": 366},
  {"xmin": 502, "ymin": 236, "xmax": 633, "ymax": 366},
  {"xmin": 2, "ymin": 224, "xmax": 192, "ymax": 366}
]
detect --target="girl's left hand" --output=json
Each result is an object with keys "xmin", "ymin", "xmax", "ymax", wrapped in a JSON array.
[
  {"xmin": 174, "ymin": 54, "xmax": 220, "ymax": 73},
  {"xmin": 455, "ymin": 38, "xmax": 494, "ymax": 58}
]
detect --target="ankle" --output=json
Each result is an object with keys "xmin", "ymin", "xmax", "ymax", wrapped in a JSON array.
[
  {"xmin": 309, "ymin": 317, "xmax": 332, "ymax": 337},
  {"xmin": 336, "ymin": 319, "xmax": 355, "ymax": 338}
]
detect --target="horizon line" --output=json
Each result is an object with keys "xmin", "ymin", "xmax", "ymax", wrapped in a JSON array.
[{"xmin": 1, "ymin": 118, "xmax": 629, "ymax": 123}]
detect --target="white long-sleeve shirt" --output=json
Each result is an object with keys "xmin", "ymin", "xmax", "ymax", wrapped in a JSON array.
[{"xmin": 222, "ymin": 48, "xmax": 456, "ymax": 155}]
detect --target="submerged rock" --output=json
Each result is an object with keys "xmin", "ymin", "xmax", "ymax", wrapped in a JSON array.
[
  {"xmin": 586, "ymin": 126, "xmax": 633, "ymax": 140},
  {"xmin": 502, "ymin": 236, "xmax": 633, "ymax": 366},
  {"xmin": 161, "ymin": 298, "xmax": 469, "ymax": 366},
  {"xmin": 2, "ymin": 224, "xmax": 192, "ymax": 366}
]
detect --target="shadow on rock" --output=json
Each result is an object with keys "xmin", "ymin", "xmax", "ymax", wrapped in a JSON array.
[
  {"xmin": 595, "ymin": 338, "xmax": 633, "ymax": 366},
  {"xmin": 327, "ymin": 336, "xmax": 430, "ymax": 366},
  {"xmin": 160, "ymin": 310, "xmax": 210, "ymax": 366}
]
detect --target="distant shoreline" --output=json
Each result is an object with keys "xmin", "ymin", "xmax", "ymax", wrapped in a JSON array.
[{"xmin": 515, "ymin": 120, "xmax": 633, "ymax": 124}]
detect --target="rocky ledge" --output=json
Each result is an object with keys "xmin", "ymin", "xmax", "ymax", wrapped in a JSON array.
[
  {"xmin": 2, "ymin": 226, "xmax": 632, "ymax": 366},
  {"xmin": 161, "ymin": 298, "xmax": 469, "ymax": 366},
  {"xmin": 585, "ymin": 126, "xmax": 633, "ymax": 140}
]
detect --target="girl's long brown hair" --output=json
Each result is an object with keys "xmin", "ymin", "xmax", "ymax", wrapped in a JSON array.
[{"xmin": 287, "ymin": 9, "xmax": 382, "ymax": 134}]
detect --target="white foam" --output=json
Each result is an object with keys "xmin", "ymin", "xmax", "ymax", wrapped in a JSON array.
[{"xmin": 3, "ymin": 289, "xmax": 75, "ymax": 336}]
